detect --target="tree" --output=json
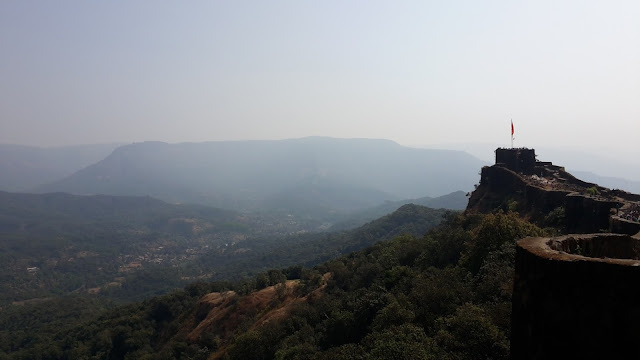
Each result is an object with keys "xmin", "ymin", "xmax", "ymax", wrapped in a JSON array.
[
  {"xmin": 433, "ymin": 304, "xmax": 509, "ymax": 360},
  {"xmin": 461, "ymin": 212, "xmax": 543, "ymax": 274}
]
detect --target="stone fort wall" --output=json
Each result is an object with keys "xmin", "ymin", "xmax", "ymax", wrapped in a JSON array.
[
  {"xmin": 475, "ymin": 148, "xmax": 640, "ymax": 234},
  {"xmin": 512, "ymin": 234, "xmax": 640, "ymax": 359},
  {"xmin": 484, "ymin": 148, "xmax": 640, "ymax": 358},
  {"xmin": 495, "ymin": 148, "xmax": 536, "ymax": 174}
]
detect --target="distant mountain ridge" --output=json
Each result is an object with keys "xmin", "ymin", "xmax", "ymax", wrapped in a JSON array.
[
  {"xmin": 0, "ymin": 190, "xmax": 235, "ymax": 226},
  {"xmin": 37, "ymin": 137, "xmax": 484, "ymax": 213},
  {"xmin": 329, "ymin": 190, "xmax": 467, "ymax": 231},
  {"xmin": 0, "ymin": 143, "xmax": 122, "ymax": 192}
]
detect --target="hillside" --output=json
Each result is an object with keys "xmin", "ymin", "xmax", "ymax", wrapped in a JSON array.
[
  {"xmin": 0, "ymin": 200, "xmax": 453, "ymax": 358},
  {"xmin": 0, "ymin": 143, "xmax": 122, "ymax": 192},
  {"xmin": 261, "ymin": 175, "xmax": 398, "ymax": 214},
  {"xmin": 189, "ymin": 204, "xmax": 450, "ymax": 281},
  {"xmin": 0, "ymin": 191, "xmax": 250, "ymax": 304},
  {"xmin": 0, "ymin": 189, "xmax": 450, "ymax": 306},
  {"xmin": 10, "ymin": 148, "xmax": 631, "ymax": 359},
  {"xmin": 0, "ymin": 210, "xmax": 547, "ymax": 360},
  {"xmin": 37, "ymin": 137, "xmax": 485, "ymax": 214},
  {"xmin": 328, "ymin": 190, "xmax": 468, "ymax": 231}
]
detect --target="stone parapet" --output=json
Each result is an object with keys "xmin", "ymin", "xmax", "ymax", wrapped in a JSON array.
[{"xmin": 511, "ymin": 234, "xmax": 640, "ymax": 359}]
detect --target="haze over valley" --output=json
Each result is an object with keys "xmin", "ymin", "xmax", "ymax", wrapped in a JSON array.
[
  {"xmin": 1, "ymin": 1, "xmax": 638, "ymax": 359},
  {"xmin": 33, "ymin": 138, "xmax": 480, "ymax": 209},
  {"xmin": 0, "ymin": 136, "xmax": 475, "ymax": 308}
]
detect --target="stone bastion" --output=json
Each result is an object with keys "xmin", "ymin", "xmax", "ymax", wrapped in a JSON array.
[{"xmin": 511, "ymin": 233, "xmax": 640, "ymax": 359}]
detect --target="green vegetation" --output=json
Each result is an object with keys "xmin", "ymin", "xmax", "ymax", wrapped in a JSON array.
[
  {"xmin": 0, "ymin": 191, "xmax": 248, "ymax": 304},
  {"xmin": 544, "ymin": 206, "xmax": 566, "ymax": 230},
  {"xmin": 586, "ymin": 186, "xmax": 600, "ymax": 196},
  {"xmin": 329, "ymin": 191, "xmax": 468, "ymax": 231},
  {"xmin": 0, "ymin": 190, "xmax": 448, "ymax": 306},
  {"xmin": 0, "ymin": 210, "xmax": 548, "ymax": 359},
  {"xmin": 192, "ymin": 204, "xmax": 449, "ymax": 281}
]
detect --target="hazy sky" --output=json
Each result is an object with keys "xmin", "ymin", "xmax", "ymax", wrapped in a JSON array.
[{"xmin": 1, "ymin": 1, "xmax": 638, "ymax": 156}]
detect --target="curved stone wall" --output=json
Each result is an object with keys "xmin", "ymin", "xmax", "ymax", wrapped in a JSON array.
[
  {"xmin": 610, "ymin": 215, "xmax": 640, "ymax": 235},
  {"xmin": 511, "ymin": 234, "xmax": 640, "ymax": 359}
]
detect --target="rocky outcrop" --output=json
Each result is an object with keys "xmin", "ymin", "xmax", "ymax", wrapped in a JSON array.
[
  {"xmin": 467, "ymin": 165, "xmax": 570, "ymax": 225},
  {"xmin": 467, "ymin": 148, "xmax": 639, "ymax": 234},
  {"xmin": 180, "ymin": 274, "xmax": 330, "ymax": 360}
]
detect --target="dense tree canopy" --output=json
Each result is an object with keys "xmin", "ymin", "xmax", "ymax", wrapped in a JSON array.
[{"xmin": 0, "ymin": 210, "xmax": 549, "ymax": 359}]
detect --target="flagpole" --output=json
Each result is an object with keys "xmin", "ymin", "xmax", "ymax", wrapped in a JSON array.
[{"xmin": 511, "ymin": 119, "xmax": 513, "ymax": 149}]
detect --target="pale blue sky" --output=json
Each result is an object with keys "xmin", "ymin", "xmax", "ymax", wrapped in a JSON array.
[{"xmin": 1, "ymin": 1, "xmax": 638, "ymax": 157}]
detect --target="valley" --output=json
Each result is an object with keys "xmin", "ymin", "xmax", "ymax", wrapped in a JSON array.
[
  {"xmin": 0, "ymin": 189, "xmax": 460, "ymax": 305},
  {"xmin": 2, "ymin": 2, "xmax": 636, "ymax": 357},
  {"xmin": 1, "ymin": 144, "xmax": 639, "ymax": 359}
]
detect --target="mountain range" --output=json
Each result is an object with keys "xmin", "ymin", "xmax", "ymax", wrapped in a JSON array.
[
  {"xmin": 0, "ymin": 143, "xmax": 122, "ymax": 192},
  {"xmin": 31, "ymin": 137, "xmax": 484, "ymax": 214},
  {"xmin": 3, "ymin": 141, "xmax": 624, "ymax": 359}
]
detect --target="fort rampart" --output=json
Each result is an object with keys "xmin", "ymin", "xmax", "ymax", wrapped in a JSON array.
[
  {"xmin": 511, "ymin": 234, "xmax": 640, "ymax": 359},
  {"xmin": 469, "ymin": 148, "xmax": 640, "ymax": 234}
]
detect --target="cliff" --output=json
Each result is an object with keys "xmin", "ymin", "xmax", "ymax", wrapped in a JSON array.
[
  {"xmin": 488, "ymin": 148, "xmax": 640, "ymax": 358},
  {"xmin": 467, "ymin": 148, "xmax": 640, "ymax": 235}
]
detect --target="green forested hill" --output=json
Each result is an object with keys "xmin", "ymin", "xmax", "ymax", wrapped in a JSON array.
[
  {"xmin": 0, "ymin": 209, "xmax": 548, "ymax": 360},
  {"xmin": 0, "ymin": 191, "xmax": 449, "ymax": 305},
  {"xmin": 0, "ymin": 190, "xmax": 238, "ymax": 232},
  {"xmin": 0, "ymin": 191, "xmax": 249, "ymax": 304},
  {"xmin": 188, "ymin": 204, "xmax": 449, "ymax": 281},
  {"xmin": 328, "ymin": 190, "xmax": 468, "ymax": 231}
]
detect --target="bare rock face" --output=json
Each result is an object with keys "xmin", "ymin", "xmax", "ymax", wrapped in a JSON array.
[{"xmin": 511, "ymin": 234, "xmax": 640, "ymax": 360}]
